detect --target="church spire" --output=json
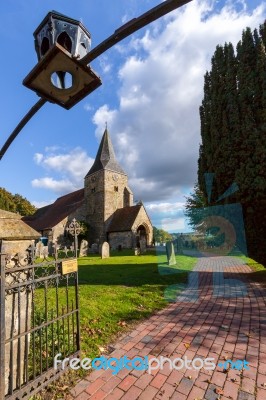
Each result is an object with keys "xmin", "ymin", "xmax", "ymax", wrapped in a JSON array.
[{"xmin": 86, "ymin": 128, "xmax": 125, "ymax": 176}]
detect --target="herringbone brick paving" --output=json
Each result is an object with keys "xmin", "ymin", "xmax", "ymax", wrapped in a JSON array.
[{"xmin": 70, "ymin": 256, "xmax": 266, "ymax": 399}]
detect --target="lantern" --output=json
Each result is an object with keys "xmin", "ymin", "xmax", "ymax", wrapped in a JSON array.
[{"xmin": 23, "ymin": 10, "xmax": 101, "ymax": 109}]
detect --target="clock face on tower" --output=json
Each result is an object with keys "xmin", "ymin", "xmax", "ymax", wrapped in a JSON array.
[{"xmin": 112, "ymin": 174, "xmax": 118, "ymax": 181}]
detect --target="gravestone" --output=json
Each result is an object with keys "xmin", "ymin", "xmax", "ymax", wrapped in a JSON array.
[
  {"xmin": 79, "ymin": 240, "xmax": 89, "ymax": 257},
  {"xmin": 139, "ymin": 238, "xmax": 146, "ymax": 254},
  {"xmin": 64, "ymin": 246, "xmax": 68, "ymax": 257},
  {"xmin": 70, "ymin": 243, "xmax": 75, "ymax": 254},
  {"xmin": 134, "ymin": 247, "xmax": 141, "ymax": 256},
  {"xmin": 166, "ymin": 241, "xmax": 176, "ymax": 266},
  {"xmin": 36, "ymin": 241, "xmax": 44, "ymax": 258},
  {"xmin": 101, "ymin": 241, "xmax": 110, "ymax": 259}
]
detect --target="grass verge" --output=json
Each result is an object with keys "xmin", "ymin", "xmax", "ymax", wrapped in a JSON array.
[{"xmin": 240, "ymin": 255, "xmax": 266, "ymax": 285}]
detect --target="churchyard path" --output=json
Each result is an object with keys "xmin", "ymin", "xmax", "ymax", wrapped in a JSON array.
[{"xmin": 69, "ymin": 256, "xmax": 266, "ymax": 400}]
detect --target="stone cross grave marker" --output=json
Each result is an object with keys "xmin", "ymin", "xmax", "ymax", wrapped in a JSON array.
[{"xmin": 166, "ymin": 241, "xmax": 176, "ymax": 266}]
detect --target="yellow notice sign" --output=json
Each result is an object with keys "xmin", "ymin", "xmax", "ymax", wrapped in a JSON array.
[{"xmin": 60, "ymin": 259, "xmax": 78, "ymax": 275}]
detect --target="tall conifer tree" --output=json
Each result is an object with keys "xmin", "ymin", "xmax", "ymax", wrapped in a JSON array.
[{"xmin": 190, "ymin": 24, "xmax": 266, "ymax": 265}]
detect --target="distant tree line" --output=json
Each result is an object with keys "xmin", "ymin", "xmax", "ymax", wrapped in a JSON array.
[
  {"xmin": 0, "ymin": 187, "xmax": 36, "ymax": 216},
  {"xmin": 186, "ymin": 22, "xmax": 266, "ymax": 265},
  {"xmin": 153, "ymin": 226, "xmax": 172, "ymax": 243}
]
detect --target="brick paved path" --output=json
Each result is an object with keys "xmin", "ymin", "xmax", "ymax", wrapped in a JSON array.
[{"xmin": 70, "ymin": 256, "xmax": 266, "ymax": 400}]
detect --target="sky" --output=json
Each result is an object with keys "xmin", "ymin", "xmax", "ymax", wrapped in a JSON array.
[{"xmin": 0, "ymin": 0, "xmax": 265, "ymax": 232}]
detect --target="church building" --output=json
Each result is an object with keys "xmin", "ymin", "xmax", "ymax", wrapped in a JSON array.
[{"xmin": 23, "ymin": 129, "xmax": 153, "ymax": 249}]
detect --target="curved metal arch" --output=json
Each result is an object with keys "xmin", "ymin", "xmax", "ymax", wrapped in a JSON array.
[{"xmin": 0, "ymin": 0, "xmax": 192, "ymax": 160}]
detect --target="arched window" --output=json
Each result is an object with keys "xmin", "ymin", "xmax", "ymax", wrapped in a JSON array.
[
  {"xmin": 57, "ymin": 32, "xmax": 72, "ymax": 53},
  {"xmin": 41, "ymin": 37, "xmax": 50, "ymax": 56}
]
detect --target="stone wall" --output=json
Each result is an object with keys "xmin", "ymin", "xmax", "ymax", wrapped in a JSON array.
[
  {"xmin": 104, "ymin": 170, "xmax": 129, "ymax": 221},
  {"xmin": 108, "ymin": 231, "xmax": 134, "ymax": 249},
  {"xmin": 0, "ymin": 239, "xmax": 35, "ymax": 257},
  {"xmin": 84, "ymin": 171, "xmax": 105, "ymax": 242},
  {"xmin": 1, "ymin": 241, "xmax": 36, "ymax": 395},
  {"xmin": 84, "ymin": 169, "xmax": 133, "ymax": 243},
  {"xmin": 0, "ymin": 210, "xmax": 40, "ymax": 394}
]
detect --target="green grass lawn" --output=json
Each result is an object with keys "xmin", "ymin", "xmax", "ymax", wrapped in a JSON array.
[
  {"xmin": 239, "ymin": 255, "xmax": 266, "ymax": 284},
  {"xmin": 32, "ymin": 250, "xmax": 197, "ymax": 359},
  {"xmin": 32, "ymin": 250, "xmax": 197, "ymax": 399},
  {"xmin": 77, "ymin": 249, "xmax": 197, "ymax": 358}
]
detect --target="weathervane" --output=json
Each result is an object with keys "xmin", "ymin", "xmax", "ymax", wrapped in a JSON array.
[{"xmin": 0, "ymin": 0, "xmax": 192, "ymax": 160}]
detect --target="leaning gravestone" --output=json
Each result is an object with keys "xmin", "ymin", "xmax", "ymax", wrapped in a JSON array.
[
  {"xmin": 101, "ymin": 241, "xmax": 110, "ymax": 259},
  {"xmin": 79, "ymin": 240, "xmax": 89, "ymax": 257},
  {"xmin": 166, "ymin": 241, "xmax": 176, "ymax": 265}
]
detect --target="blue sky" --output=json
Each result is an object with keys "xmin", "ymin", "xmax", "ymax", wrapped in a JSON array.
[{"xmin": 0, "ymin": 0, "xmax": 265, "ymax": 232}]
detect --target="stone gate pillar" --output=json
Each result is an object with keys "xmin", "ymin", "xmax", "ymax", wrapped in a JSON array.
[{"xmin": 0, "ymin": 210, "xmax": 40, "ymax": 395}]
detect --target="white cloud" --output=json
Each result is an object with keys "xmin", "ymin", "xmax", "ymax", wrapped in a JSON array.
[
  {"xmin": 93, "ymin": 105, "xmax": 118, "ymax": 139},
  {"xmin": 92, "ymin": 0, "xmax": 266, "ymax": 203},
  {"xmin": 34, "ymin": 153, "xmax": 43, "ymax": 164},
  {"xmin": 146, "ymin": 202, "xmax": 185, "ymax": 213},
  {"xmin": 99, "ymin": 56, "xmax": 112, "ymax": 74},
  {"xmin": 31, "ymin": 177, "xmax": 77, "ymax": 193},
  {"xmin": 162, "ymin": 217, "xmax": 185, "ymax": 231},
  {"xmin": 31, "ymin": 147, "xmax": 94, "ymax": 195},
  {"xmin": 84, "ymin": 103, "xmax": 94, "ymax": 112}
]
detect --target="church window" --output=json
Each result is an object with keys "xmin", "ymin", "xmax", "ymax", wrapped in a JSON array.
[
  {"xmin": 57, "ymin": 31, "xmax": 72, "ymax": 53},
  {"xmin": 41, "ymin": 37, "xmax": 49, "ymax": 56},
  {"xmin": 114, "ymin": 186, "xmax": 118, "ymax": 192},
  {"xmin": 91, "ymin": 187, "xmax": 96, "ymax": 193}
]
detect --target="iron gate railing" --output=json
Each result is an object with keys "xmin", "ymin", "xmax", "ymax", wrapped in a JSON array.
[{"xmin": 0, "ymin": 248, "xmax": 80, "ymax": 400}]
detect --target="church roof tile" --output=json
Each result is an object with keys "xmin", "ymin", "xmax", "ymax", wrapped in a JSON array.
[
  {"xmin": 107, "ymin": 205, "xmax": 142, "ymax": 232},
  {"xmin": 22, "ymin": 188, "xmax": 84, "ymax": 231}
]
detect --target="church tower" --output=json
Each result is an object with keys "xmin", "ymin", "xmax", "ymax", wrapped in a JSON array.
[{"xmin": 84, "ymin": 128, "xmax": 133, "ymax": 243}]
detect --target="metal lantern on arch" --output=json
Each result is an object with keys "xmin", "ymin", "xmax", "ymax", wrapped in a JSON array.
[
  {"xmin": 0, "ymin": 0, "xmax": 193, "ymax": 161},
  {"xmin": 23, "ymin": 10, "xmax": 102, "ymax": 109},
  {"xmin": 33, "ymin": 10, "xmax": 92, "ymax": 61}
]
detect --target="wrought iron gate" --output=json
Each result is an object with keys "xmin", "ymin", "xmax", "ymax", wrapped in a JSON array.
[{"xmin": 0, "ymin": 248, "xmax": 80, "ymax": 400}]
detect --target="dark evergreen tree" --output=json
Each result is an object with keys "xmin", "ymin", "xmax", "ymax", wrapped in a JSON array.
[{"xmin": 188, "ymin": 23, "xmax": 266, "ymax": 265}]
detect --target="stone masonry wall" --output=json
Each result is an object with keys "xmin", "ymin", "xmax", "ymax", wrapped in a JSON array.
[
  {"xmin": 108, "ymin": 231, "xmax": 133, "ymax": 249},
  {"xmin": 84, "ymin": 170, "xmax": 130, "ymax": 243},
  {"xmin": 1, "ymin": 239, "xmax": 35, "ymax": 394}
]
